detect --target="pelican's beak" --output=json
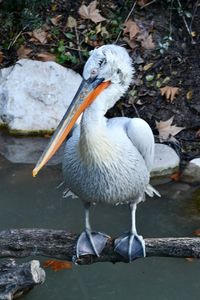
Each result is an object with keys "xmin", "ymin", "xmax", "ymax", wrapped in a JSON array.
[{"xmin": 32, "ymin": 78, "xmax": 110, "ymax": 177}]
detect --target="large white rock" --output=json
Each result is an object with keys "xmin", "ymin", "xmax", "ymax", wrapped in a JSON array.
[
  {"xmin": 182, "ymin": 158, "xmax": 200, "ymax": 183},
  {"xmin": 151, "ymin": 143, "xmax": 180, "ymax": 177},
  {"xmin": 0, "ymin": 59, "xmax": 82, "ymax": 133}
]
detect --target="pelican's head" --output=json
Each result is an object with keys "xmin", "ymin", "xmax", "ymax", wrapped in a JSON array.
[
  {"xmin": 83, "ymin": 45, "xmax": 133, "ymax": 91},
  {"xmin": 32, "ymin": 45, "xmax": 133, "ymax": 176}
]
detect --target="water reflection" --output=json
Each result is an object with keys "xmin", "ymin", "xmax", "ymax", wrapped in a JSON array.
[{"xmin": 0, "ymin": 154, "xmax": 200, "ymax": 300}]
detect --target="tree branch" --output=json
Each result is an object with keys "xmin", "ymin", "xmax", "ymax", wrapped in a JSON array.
[
  {"xmin": 0, "ymin": 229, "xmax": 199, "ymax": 264},
  {"xmin": 0, "ymin": 259, "xmax": 45, "ymax": 300}
]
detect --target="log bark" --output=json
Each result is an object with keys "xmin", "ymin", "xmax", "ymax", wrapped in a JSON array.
[
  {"xmin": 0, "ymin": 229, "xmax": 200, "ymax": 265},
  {"xmin": 0, "ymin": 259, "xmax": 45, "ymax": 300}
]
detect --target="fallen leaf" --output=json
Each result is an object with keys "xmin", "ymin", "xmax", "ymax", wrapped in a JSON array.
[
  {"xmin": 124, "ymin": 19, "xmax": 140, "ymax": 40},
  {"xmin": 67, "ymin": 15, "xmax": 77, "ymax": 28},
  {"xmin": 29, "ymin": 28, "xmax": 48, "ymax": 44},
  {"xmin": 36, "ymin": 52, "xmax": 56, "ymax": 62},
  {"xmin": 140, "ymin": 34, "xmax": 155, "ymax": 49},
  {"xmin": 17, "ymin": 45, "xmax": 32, "ymax": 59},
  {"xmin": 123, "ymin": 37, "xmax": 137, "ymax": 49},
  {"xmin": 0, "ymin": 51, "xmax": 4, "ymax": 63},
  {"xmin": 145, "ymin": 74, "xmax": 154, "ymax": 81},
  {"xmin": 95, "ymin": 23, "xmax": 102, "ymax": 34},
  {"xmin": 78, "ymin": 1, "xmax": 106, "ymax": 23},
  {"xmin": 51, "ymin": 15, "xmax": 62, "ymax": 26},
  {"xmin": 196, "ymin": 129, "xmax": 200, "ymax": 137},
  {"xmin": 185, "ymin": 257, "xmax": 194, "ymax": 262},
  {"xmin": 186, "ymin": 90, "xmax": 193, "ymax": 100},
  {"xmin": 137, "ymin": 0, "xmax": 150, "ymax": 6},
  {"xmin": 193, "ymin": 229, "xmax": 200, "ymax": 236},
  {"xmin": 170, "ymin": 171, "xmax": 182, "ymax": 181},
  {"xmin": 156, "ymin": 116, "xmax": 185, "ymax": 142},
  {"xmin": 143, "ymin": 62, "xmax": 153, "ymax": 71},
  {"xmin": 43, "ymin": 260, "xmax": 72, "ymax": 272},
  {"xmin": 160, "ymin": 86, "xmax": 180, "ymax": 102},
  {"xmin": 100, "ymin": 26, "xmax": 109, "ymax": 37},
  {"xmin": 162, "ymin": 76, "xmax": 171, "ymax": 84}
]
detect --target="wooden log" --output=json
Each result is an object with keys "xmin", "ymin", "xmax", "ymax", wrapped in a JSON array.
[
  {"xmin": 0, "ymin": 229, "xmax": 200, "ymax": 264},
  {"xmin": 0, "ymin": 259, "xmax": 45, "ymax": 300}
]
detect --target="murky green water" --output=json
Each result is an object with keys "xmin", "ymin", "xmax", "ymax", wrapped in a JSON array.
[{"xmin": 0, "ymin": 153, "xmax": 200, "ymax": 300}]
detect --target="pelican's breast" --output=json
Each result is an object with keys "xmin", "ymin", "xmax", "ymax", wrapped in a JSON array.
[{"xmin": 62, "ymin": 124, "xmax": 149, "ymax": 205}]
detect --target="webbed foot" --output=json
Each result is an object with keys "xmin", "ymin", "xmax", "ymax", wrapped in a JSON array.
[
  {"xmin": 76, "ymin": 230, "xmax": 110, "ymax": 258},
  {"xmin": 114, "ymin": 231, "xmax": 145, "ymax": 262}
]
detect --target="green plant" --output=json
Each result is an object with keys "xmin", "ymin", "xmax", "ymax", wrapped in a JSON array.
[
  {"xmin": 0, "ymin": 0, "xmax": 51, "ymax": 31},
  {"xmin": 56, "ymin": 40, "xmax": 78, "ymax": 65}
]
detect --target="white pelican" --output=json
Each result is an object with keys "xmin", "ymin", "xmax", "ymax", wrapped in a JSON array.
[{"xmin": 33, "ymin": 45, "xmax": 160, "ymax": 261}]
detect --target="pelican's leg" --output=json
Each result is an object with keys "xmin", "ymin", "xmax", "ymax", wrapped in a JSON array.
[
  {"xmin": 114, "ymin": 203, "xmax": 146, "ymax": 262},
  {"xmin": 76, "ymin": 202, "xmax": 110, "ymax": 258}
]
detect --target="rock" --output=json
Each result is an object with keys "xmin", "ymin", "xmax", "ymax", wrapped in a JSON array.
[
  {"xmin": 0, "ymin": 132, "xmax": 63, "ymax": 165},
  {"xmin": 0, "ymin": 59, "xmax": 82, "ymax": 133},
  {"xmin": 182, "ymin": 158, "xmax": 200, "ymax": 183},
  {"xmin": 151, "ymin": 143, "xmax": 180, "ymax": 178}
]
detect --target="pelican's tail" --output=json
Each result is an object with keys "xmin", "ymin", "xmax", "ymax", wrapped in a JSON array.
[{"xmin": 145, "ymin": 184, "xmax": 161, "ymax": 198}]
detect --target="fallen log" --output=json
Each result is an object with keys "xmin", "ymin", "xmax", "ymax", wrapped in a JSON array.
[
  {"xmin": 0, "ymin": 259, "xmax": 45, "ymax": 300},
  {"xmin": 0, "ymin": 229, "xmax": 200, "ymax": 265}
]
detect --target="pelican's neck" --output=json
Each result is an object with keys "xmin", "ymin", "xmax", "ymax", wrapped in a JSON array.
[
  {"xmin": 80, "ymin": 92, "xmax": 109, "ymax": 147},
  {"xmin": 78, "ymin": 85, "xmax": 122, "ymax": 163},
  {"xmin": 80, "ymin": 84, "xmax": 123, "ymax": 138}
]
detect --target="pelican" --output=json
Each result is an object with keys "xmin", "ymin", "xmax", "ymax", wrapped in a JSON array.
[{"xmin": 33, "ymin": 45, "xmax": 160, "ymax": 261}]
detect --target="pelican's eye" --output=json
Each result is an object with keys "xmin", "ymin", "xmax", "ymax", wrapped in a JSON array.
[{"xmin": 98, "ymin": 58, "xmax": 106, "ymax": 67}]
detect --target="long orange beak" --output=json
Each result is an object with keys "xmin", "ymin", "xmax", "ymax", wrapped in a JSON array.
[{"xmin": 32, "ymin": 78, "xmax": 110, "ymax": 177}]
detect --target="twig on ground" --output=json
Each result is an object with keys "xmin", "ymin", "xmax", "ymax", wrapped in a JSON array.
[
  {"xmin": 140, "ymin": 0, "xmax": 157, "ymax": 9},
  {"xmin": 75, "ymin": 26, "xmax": 83, "ymax": 63},
  {"xmin": 8, "ymin": 26, "xmax": 27, "ymax": 49},
  {"xmin": 176, "ymin": 0, "xmax": 196, "ymax": 44},
  {"xmin": 115, "ymin": 1, "xmax": 137, "ymax": 44},
  {"xmin": 189, "ymin": 0, "xmax": 199, "ymax": 33}
]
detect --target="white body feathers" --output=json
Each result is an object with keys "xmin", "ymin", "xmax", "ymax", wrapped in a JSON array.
[{"xmin": 62, "ymin": 45, "xmax": 159, "ymax": 205}]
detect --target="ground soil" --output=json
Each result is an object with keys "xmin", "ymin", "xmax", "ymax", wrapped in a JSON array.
[{"xmin": 0, "ymin": 0, "xmax": 200, "ymax": 165}]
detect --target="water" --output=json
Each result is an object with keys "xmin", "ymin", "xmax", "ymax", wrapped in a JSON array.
[{"xmin": 0, "ymin": 153, "xmax": 200, "ymax": 300}]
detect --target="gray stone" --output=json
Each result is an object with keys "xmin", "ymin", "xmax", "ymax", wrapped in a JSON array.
[
  {"xmin": 182, "ymin": 158, "xmax": 200, "ymax": 183},
  {"xmin": 0, "ymin": 132, "xmax": 63, "ymax": 165},
  {"xmin": 151, "ymin": 143, "xmax": 180, "ymax": 178},
  {"xmin": 0, "ymin": 59, "xmax": 82, "ymax": 133}
]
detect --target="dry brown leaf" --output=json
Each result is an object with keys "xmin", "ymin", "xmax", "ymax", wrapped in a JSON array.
[
  {"xmin": 17, "ymin": 45, "xmax": 32, "ymax": 59},
  {"xmin": 67, "ymin": 15, "xmax": 77, "ymax": 28},
  {"xmin": 185, "ymin": 257, "xmax": 194, "ymax": 262},
  {"xmin": 124, "ymin": 19, "xmax": 140, "ymax": 40},
  {"xmin": 186, "ymin": 90, "xmax": 193, "ymax": 100},
  {"xmin": 160, "ymin": 86, "xmax": 180, "ymax": 102},
  {"xmin": 170, "ymin": 171, "xmax": 182, "ymax": 181},
  {"xmin": 51, "ymin": 15, "xmax": 62, "ymax": 26},
  {"xmin": 78, "ymin": 1, "xmax": 106, "ymax": 23},
  {"xmin": 193, "ymin": 229, "xmax": 200, "ymax": 236},
  {"xmin": 192, "ymin": 229, "xmax": 200, "ymax": 238},
  {"xmin": 140, "ymin": 34, "xmax": 155, "ymax": 49},
  {"xmin": 156, "ymin": 116, "xmax": 185, "ymax": 142},
  {"xmin": 196, "ymin": 129, "xmax": 200, "ymax": 137},
  {"xmin": 143, "ymin": 62, "xmax": 153, "ymax": 71},
  {"xmin": 36, "ymin": 52, "xmax": 56, "ymax": 62},
  {"xmin": 136, "ymin": 29, "xmax": 155, "ymax": 50},
  {"xmin": 123, "ymin": 37, "xmax": 137, "ymax": 49},
  {"xmin": 137, "ymin": 0, "xmax": 150, "ymax": 6},
  {"xmin": 29, "ymin": 28, "xmax": 48, "ymax": 44},
  {"xmin": 43, "ymin": 260, "xmax": 72, "ymax": 272},
  {"xmin": 0, "ymin": 51, "xmax": 4, "ymax": 63}
]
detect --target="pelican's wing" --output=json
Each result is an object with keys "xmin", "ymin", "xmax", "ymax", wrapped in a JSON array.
[
  {"xmin": 126, "ymin": 118, "xmax": 161, "ymax": 198},
  {"xmin": 126, "ymin": 118, "xmax": 154, "ymax": 172}
]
